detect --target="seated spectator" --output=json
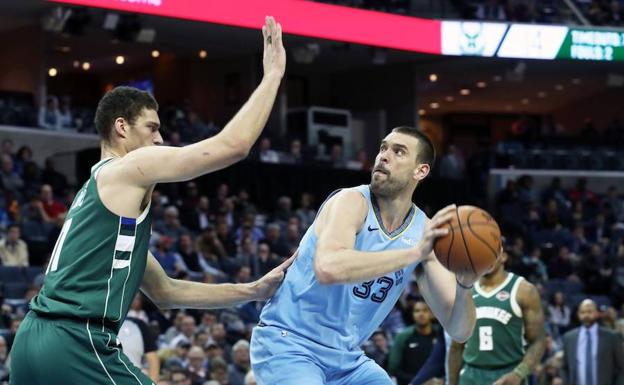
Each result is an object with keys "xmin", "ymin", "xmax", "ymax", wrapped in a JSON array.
[
  {"xmin": 169, "ymin": 315, "xmax": 197, "ymax": 349},
  {"xmin": 346, "ymin": 149, "xmax": 372, "ymax": 171},
  {"xmin": 39, "ymin": 184, "xmax": 67, "ymax": 221},
  {"xmin": 548, "ymin": 291, "xmax": 571, "ymax": 338},
  {"xmin": 41, "ymin": 158, "xmax": 68, "ymax": 195},
  {"xmin": 580, "ymin": 244, "xmax": 613, "ymax": 294},
  {"xmin": 0, "ymin": 154, "xmax": 24, "ymax": 196},
  {"xmin": 187, "ymin": 346, "xmax": 209, "ymax": 385},
  {"xmin": 257, "ymin": 137, "xmax": 279, "ymax": 163},
  {"xmin": 0, "ymin": 224, "xmax": 28, "ymax": 266},
  {"xmin": 58, "ymin": 97, "xmax": 74, "ymax": 129},
  {"xmin": 329, "ymin": 143, "xmax": 346, "ymax": 168},
  {"xmin": 295, "ymin": 192, "xmax": 316, "ymax": 230},
  {"xmin": 547, "ymin": 246, "xmax": 577, "ymax": 281},
  {"xmin": 439, "ymin": 144, "xmax": 465, "ymax": 180},
  {"xmin": 280, "ymin": 139, "xmax": 303, "ymax": 164},
  {"xmin": 207, "ymin": 357, "xmax": 229, "ymax": 384},
  {"xmin": 521, "ymin": 246, "xmax": 549, "ymax": 284},
  {"xmin": 364, "ymin": 330, "xmax": 390, "ymax": 370},
  {"xmin": 228, "ymin": 340, "xmax": 251, "ymax": 385},
  {"xmin": 152, "ymin": 236, "xmax": 185, "ymax": 277},
  {"xmin": 261, "ymin": 223, "xmax": 289, "ymax": 257},
  {"xmin": 155, "ymin": 206, "xmax": 190, "ymax": 243},
  {"xmin": 38, "ymin": 96, "xmax": 62, "ymax": 130}
]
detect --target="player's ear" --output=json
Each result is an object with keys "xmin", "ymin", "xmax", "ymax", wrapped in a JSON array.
[
  {"xmin": 413, "ymin": 163, "xmax": 430, "ymax": 181},
  {"xmin": 113, "ymin": 117, "xmax": 128, "ymax": 139}
]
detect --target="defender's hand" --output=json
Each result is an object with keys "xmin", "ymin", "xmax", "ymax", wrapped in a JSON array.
[
  {"xmin": 262, "ymin": 16, "xmax": 286, "ymax": 79},
  {"xmin": 252, "ymin": 249, "xmax": 297, "ymax": 300}
]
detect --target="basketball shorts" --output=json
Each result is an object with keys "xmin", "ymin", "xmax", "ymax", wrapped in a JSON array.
[
  {"xmin": 459, "ymin": 363, "xmax": 528, "ymax": 385},
  {"xmin": 250, "ymin": 324, "xmax": 392, "ymax": 385},
  {"xmin": 10, "ymin": 311, "xmax": 154, "ymax": 385}
]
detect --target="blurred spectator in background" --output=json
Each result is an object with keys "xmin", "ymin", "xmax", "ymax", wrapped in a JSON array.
[
  {"xmin": 258, "ymin": 137, "xmax": 279, "ymax": 163},
  {"xmin": 295, "ymin": 192, "xmax": 316, "ymax": 230},
  {"xmin": 228, "ymin": 339, "xmax": 251, "ymax": 385},
  {"xmin": 439, "ymin": 143, "xmax": 465, "ymax": 180},
  {"xmin": 38, "ymin": 96, "xmax": 62, "ymax": 130},
  {"xmin": 58, "ymin": 97, "xmax": 73, "ymax": 129},
  {"xmin": 548, "ymin": 291, "xmax": 571, "ymax": 338},
  {"xmin": 0, "ymin": 224, "xmax": 29, "ymax": 266},
  {"xmin": 1, "ymin": 154, "xmax": 24, "ymax": 196},
  {"xmin": 41, "ymin": 158, "xmax": 68, "ymax": 195},
  {"xmin": 39, "ymin": 184, "xmax": 66, "ymax": 221},
  {"xmin": 364, "ymin": 329, "xmax": 390, "ymax": 370},
  {"xmin": 281, "ymin": 139, "xmax": 303, "ymax": 164}
]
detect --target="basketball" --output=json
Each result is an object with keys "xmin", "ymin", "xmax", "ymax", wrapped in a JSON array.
[{"xmin": 433, "ymin": 205, "xmax": 501, "ymax": 276}]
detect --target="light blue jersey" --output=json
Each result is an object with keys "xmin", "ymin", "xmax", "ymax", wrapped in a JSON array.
[{"xmin": 258, "ymin": 184, "xmax": 427, "ymax": 351}]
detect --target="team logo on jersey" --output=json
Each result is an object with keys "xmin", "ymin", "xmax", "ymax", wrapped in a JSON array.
[
  {"xmin": 401, "ymin": 237, "xmax": 416, "ymax": 246},
  {"xmin": 394, "ymin": 270, "xmax": 404, "ymax": 284},
  {"xmin": 496, "ymin": 291, "xmax": 510, "ymax": 301}
]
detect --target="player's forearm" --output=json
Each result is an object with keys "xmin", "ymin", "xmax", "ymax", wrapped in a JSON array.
[
  {"xmin": 157, "ymin": 278, "xmax": 258, "ymax": 309},
  {"xmin": 145, "ymin": 352, "xmax": 160, "ymax": 382},
  {"xmin": 519, "ymin": 337, "xmax": 547, "ymax": 372},
  {"xmin": 315, "ymin": 247, "xmax": 417, "ymax": 284},
  {"xmin": 447, "ymin": 342, "xmax": 465, "ymax": 385},
  {"xmin": 445, "ymin": 284, "xmax": 476, "ymax": 343}
]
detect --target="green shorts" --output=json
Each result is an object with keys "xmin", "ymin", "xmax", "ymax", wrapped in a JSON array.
[
  {"xmin": 459, "ymin": 363, "xmax": 528, "ymax": 385},
  {"xmin": 10, "ymin": 311, "xmax": 154, "ymax": 385}
]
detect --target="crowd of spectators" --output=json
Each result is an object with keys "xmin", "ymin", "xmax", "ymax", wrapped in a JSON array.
[{"xmin": 0, "ymin": 128, "xmax": 623, "ymax": 385}]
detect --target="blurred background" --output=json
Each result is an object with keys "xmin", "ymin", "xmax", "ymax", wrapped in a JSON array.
[{"xmin": 0, "ymin": 1, "xmax": 623, "ymax": 384}]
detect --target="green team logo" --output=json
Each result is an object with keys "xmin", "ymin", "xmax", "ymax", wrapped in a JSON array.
[{"xmin": 460, "ymin": 23, "xmax": 485, "ymax": 55}]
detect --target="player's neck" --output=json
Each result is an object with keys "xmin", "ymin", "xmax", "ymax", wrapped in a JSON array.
[
  {"xmin": 479, "ymin": 269, "xmax": 508, "ymax": 290},
  {"xmin": 101, "ymin": 144, "xmax": 127, "ymax": 159},
  {"xmin": 374, "ymin": 192, "xmax": 413, "ymax": 233}
]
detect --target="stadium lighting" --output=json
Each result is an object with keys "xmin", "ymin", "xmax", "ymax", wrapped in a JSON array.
[
  {"xmin": 493, "ymin": 75, "xmax": 503, "ymax": 82},
  {"xmin": 48, "ymin": 68, "xmax": 58, "ymax": 77},
  {"xmin": 571, "ymin": 78, "xmax": 581, "ymax": 85},
  {"xmin": 445, "ymin": 96, "xmax": 454, "ymax": 102},
  {"xmin": 429, "ymin": 73, "xmax": 438, "ymax": 82},
  {"xmin": 537, "ymin": 91, "xmax": 547, "ymax": 98},
  {"xmin": 199, "ymin": 50, "xmax": 208, "ymax": 59},
  {"xmin": 73, "ymin": 60, "xmax": 80, "ymax": 68},
  {"xmin": 430, "ymin": 102, "xmax": 440, "ymax": 109},
  {"xmin": 115, "ymin": 55, "xmax": 125, "ymax": 64},
  {"xmin": 476, "ymin": 81, "xmax": 487, "ymax": 88},
  {"xmin": 521, "ymin": 98, "xmax": 530, "ymax": 105},
  {"xmin": 151, "ymin": 50, "xmax": 160, "ymax": 58},
  {"xmin": 82, "ymin": 62, "xmax": 90, "ymax": 70},
  {"xmin": 555, "ymin": 84, "xmax": 564, "ymax": 91},
  {"xmin": 418, "ymin": 109, "xmax": 426, "ymax": 116},
  {"xmin": 460, "ymin": 88, "xmax": 470, "ymax": 96}
]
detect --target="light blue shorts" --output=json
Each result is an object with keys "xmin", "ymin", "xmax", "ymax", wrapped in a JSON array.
[{"xmin": 250, "ymin": 324, "xmax": 392, "ymax": 385}]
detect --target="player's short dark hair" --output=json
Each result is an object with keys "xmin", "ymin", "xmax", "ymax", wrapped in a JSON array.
[
  {"xmin": 391, "ymin": 126, "xmax": 436, "ymax": 167},
  {"xmin": 94, "ymin": 86, "xmax": 158, "ymax": 143}
]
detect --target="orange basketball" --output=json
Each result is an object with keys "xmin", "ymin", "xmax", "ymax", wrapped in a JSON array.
[{"xmin": 433, "ymin": 205, "xmax": 501, "ymax": 276}]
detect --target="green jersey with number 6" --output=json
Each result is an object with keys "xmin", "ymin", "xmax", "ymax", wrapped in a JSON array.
[
  {"xmin": 30, "ymin": 158, "xmax": 152, "ymax": 332},
  {"xmin": 463, "ymin": 273, "xmax": 525, "ymax": 368}
]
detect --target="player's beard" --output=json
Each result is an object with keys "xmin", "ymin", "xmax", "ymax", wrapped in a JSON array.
[{"xmin": 370, "ymin": 170, "xmax": 409, "ymax": 198}]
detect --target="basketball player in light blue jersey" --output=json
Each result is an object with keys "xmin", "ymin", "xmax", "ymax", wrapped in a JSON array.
[{"xmin": 251, "ymin": 126, "xmax": 483, "ymax": 385}]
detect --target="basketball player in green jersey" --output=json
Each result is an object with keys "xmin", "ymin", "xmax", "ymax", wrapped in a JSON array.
[
  {"xmin": 10, "ymin": 16, "xmax": 288, "ymax": 385},
  {"xmin": 447, "ymin": 247, "xmax": 546, "ymax": 385}
]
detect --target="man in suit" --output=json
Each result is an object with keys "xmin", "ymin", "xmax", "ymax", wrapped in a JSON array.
[{"xmin": 561, "ymin": 299, "xmax": 624, "ymax": 385}]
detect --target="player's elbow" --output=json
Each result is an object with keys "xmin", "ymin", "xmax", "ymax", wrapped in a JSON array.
[
  {"xmin": 314, "ymin": 254, "xmax": 340, "ymax": 285},
  {"xmin": 219, "ymin": 133, "xmax": 251, "ymax": 160}
]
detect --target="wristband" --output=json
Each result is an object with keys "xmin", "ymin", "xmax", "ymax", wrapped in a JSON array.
[
  {"xmin": 456, "ymin": 278, "xmax": 473, "ymax": 290},
  {"xmin": 513, "ymin": 363, "xmax": 530, "ymax": 379}
]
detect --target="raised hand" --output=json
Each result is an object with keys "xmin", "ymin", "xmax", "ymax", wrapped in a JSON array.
[{"xmin": 262, "ymin": 16, "xmax": 286, "ymax": 80}]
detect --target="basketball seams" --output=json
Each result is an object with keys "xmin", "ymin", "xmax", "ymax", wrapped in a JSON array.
[
  {"xmin": 446, "ymin": 223, "xmax": 455, "ymax": 271},
  {"xmin": 456, "ymin": 207, "xmax": 478, "ymax": 275},
  {"xmin": 466, "ymin": 210, "xmax": 500, "ymax": 262}
]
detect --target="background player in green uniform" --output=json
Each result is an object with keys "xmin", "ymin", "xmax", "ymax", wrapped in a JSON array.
[
  {"xmin": 10, "ymin": 16, "xmax": 288, "ymax": 385},
  {"xmin": 448, "ymin": 247, "xmax": 546, "ymax": 385}
]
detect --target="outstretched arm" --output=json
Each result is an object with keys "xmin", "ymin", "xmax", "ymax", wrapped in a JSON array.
[
  {"xmin": 112, "ymin": 16, "xmax": 286, "ymax": 186},
  {"xmin": 313, "ymin": 190, "xmax": 455, "ymax": 284},
  {"xmin": 141, "ymin": 250, "xmax": 294, "ymax": 309},
  {"xmin": 493, "ymin": 280, "xmax": 546, "ymax": 385}
]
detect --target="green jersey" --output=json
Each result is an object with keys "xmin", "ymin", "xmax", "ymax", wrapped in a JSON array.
[
  {"xmin": 30, "ymin": 158, "xmax": 152, "ymax": 332},
  {"xmin": 463, "ymin": 273, "xmax": 525, "ymax": 368}
]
